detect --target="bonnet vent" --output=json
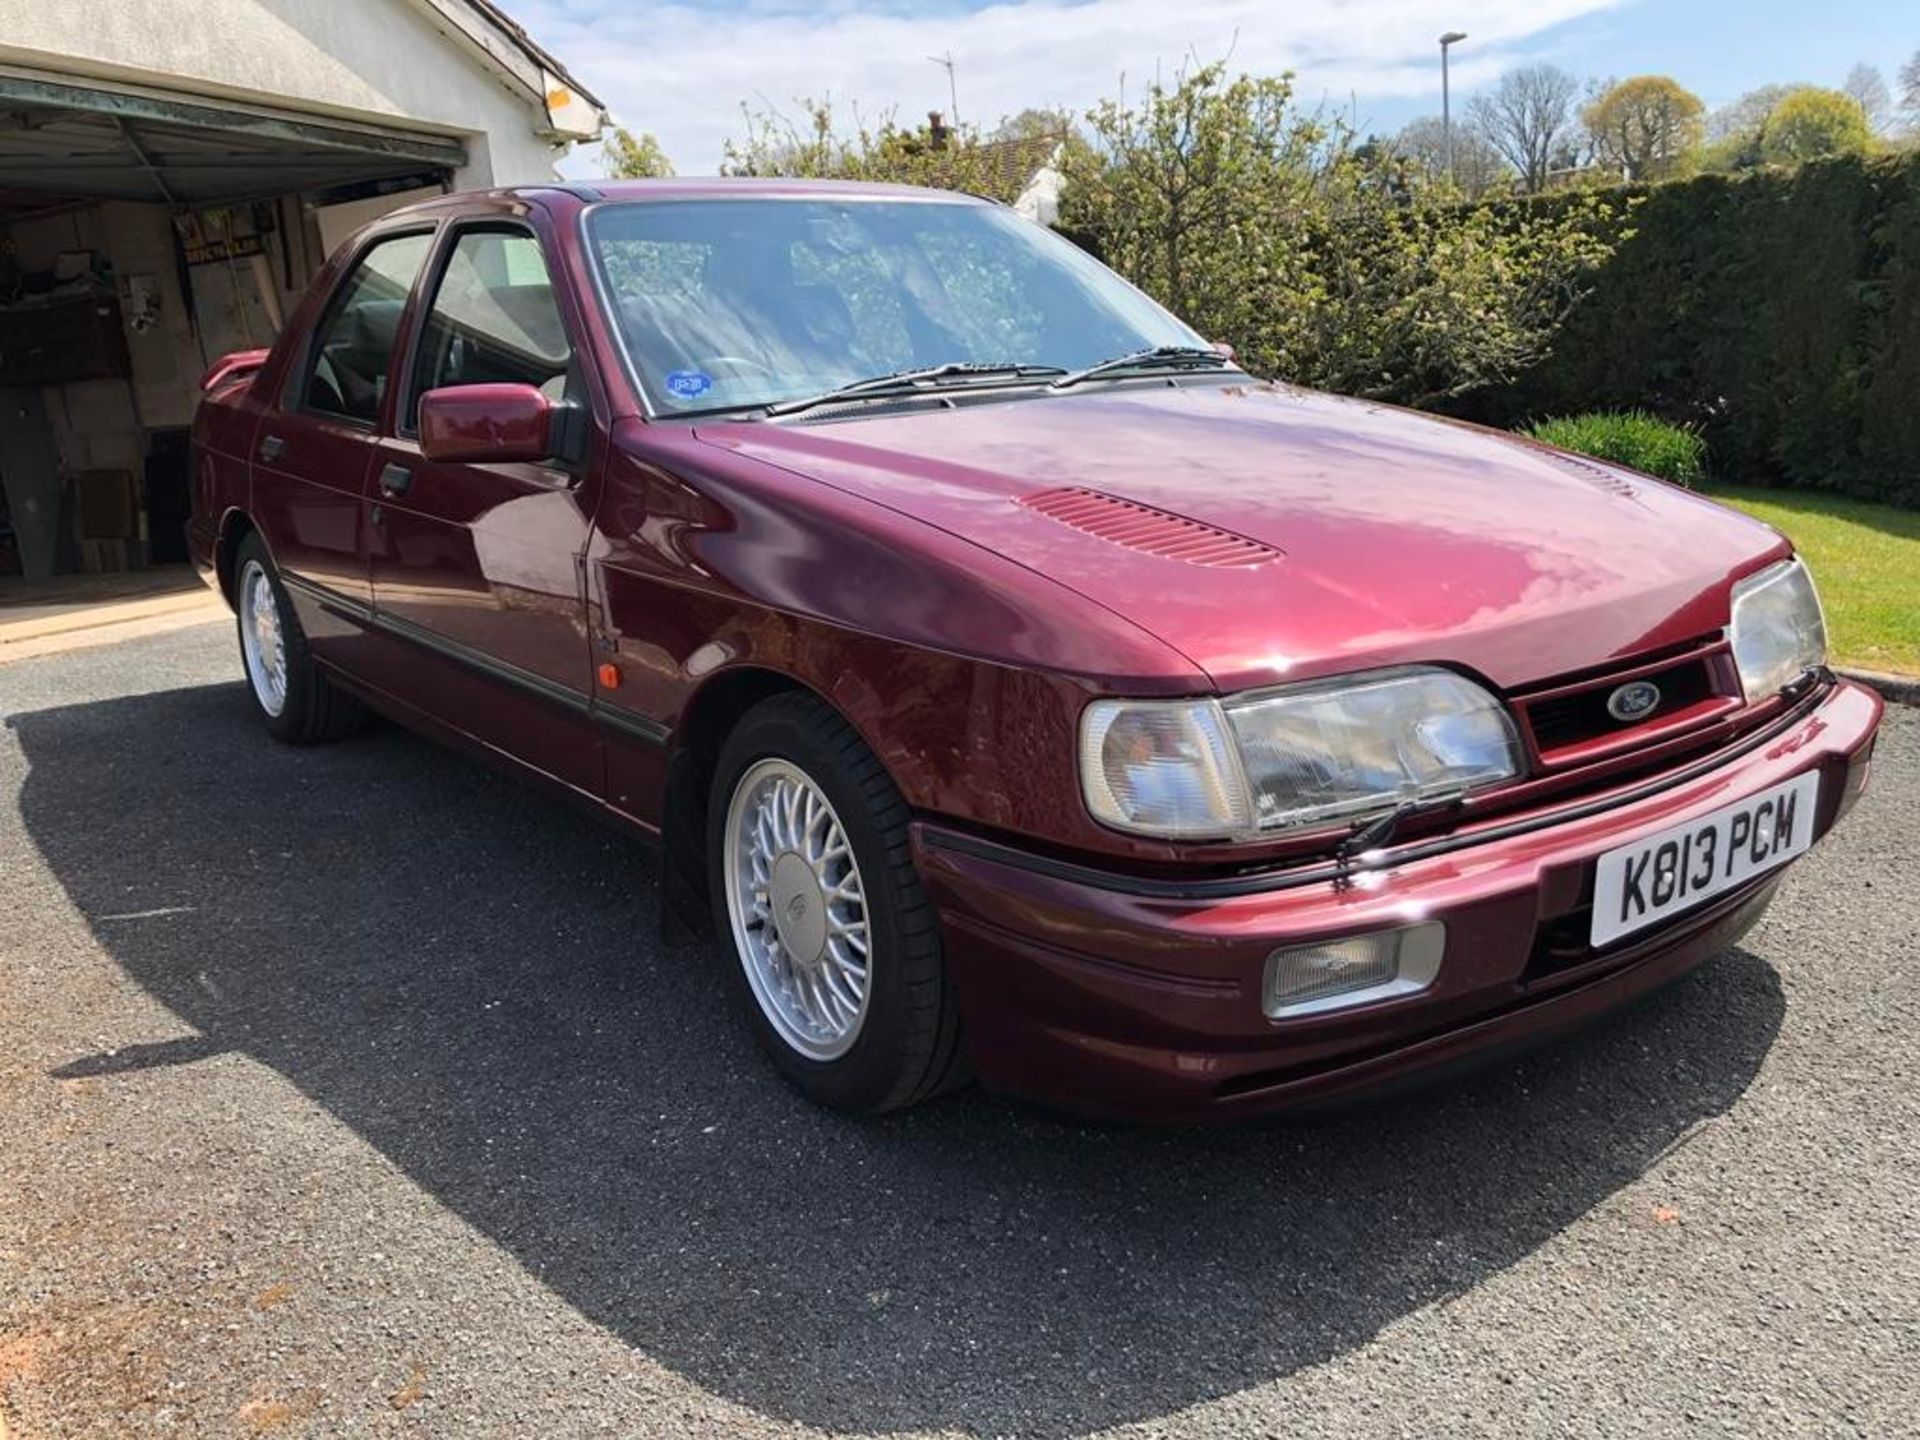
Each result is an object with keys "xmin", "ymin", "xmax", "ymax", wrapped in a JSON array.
[
  {"xmin": 1019, "ymin": 487, "xmax": 1280, "ymax": 569},
  {"xmin": 1546, "ymin": 450, "xmax": 1638, "ymax": 498}
]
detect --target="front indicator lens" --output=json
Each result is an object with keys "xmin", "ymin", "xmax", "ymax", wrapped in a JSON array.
[
  {"xmin": 1730, "ymin": 557, "xmax": 1826, "ymax": 701},
  {"xmin": 1263, "ymin": 922, "xmax": 1446, "ymax": 1018},
  {"xmin": 1226, "ymin": 668, "xmax": 1521, "ymax": 830},
  {"xmin": 1080, "ymin": 699, "xmax": 1251, "ymax": 838}
]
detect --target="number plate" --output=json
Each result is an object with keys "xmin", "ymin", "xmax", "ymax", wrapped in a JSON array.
[{"xmin": 1590, "ymin": 771, "xmax": 1819, "ymax": 948}]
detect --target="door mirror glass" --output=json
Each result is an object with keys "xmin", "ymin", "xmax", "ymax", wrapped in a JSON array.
[{"xmin": 417, "ymin": 383, "xmax": 554, "ymax": 464}]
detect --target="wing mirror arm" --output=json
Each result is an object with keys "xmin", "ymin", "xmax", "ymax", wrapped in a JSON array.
[{"xmin": 548, "ymin": 399, "xmax": 591, "ymax": 470}]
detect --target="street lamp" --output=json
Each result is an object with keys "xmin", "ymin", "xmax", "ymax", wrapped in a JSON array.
[{"xmin": 1439, "ymin": 31, "xmax": 1467, "ymax": 185}]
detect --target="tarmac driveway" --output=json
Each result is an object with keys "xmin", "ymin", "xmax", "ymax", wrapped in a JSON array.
[{"xmin": 2, "ymin": 625, "xmax": 1915, "ymax": 1438}]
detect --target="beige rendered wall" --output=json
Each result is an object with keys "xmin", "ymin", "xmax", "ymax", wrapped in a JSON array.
[{"xmin": 0, "ymin": 0, "xmax": 564, "ymax": 187}]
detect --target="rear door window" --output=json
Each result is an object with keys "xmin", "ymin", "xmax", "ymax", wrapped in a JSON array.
[{"xmin": 300, "ymin": 232, "xmax": 434, "ymax": 424}]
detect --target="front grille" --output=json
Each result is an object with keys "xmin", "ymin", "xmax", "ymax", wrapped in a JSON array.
[
  {"xmin": 1528, "ymin": 658, "xmax": 1717, "ymax": 749},
  {"xmin": 1525, "ymin": 906, "xmax": 1602, "ymax": 982},
  {"xmin": 1520, "ymin": 873, "xmax": 1780, "ymax": 989},
  {"xmin": 1516, "ymin": 645, "xmax": 1739, "ymax": 765}
]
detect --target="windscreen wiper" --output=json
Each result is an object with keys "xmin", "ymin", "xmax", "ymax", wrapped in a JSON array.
[
  {"xmin": 1333, "ymin": 791, "xmax": 1471, "ymax": 877},
  {"xmin": 1049, "ymin": 345, "xmax": 1239, "ymax": 391},
  {"xmin": 764, "ymin": 362, "xmax": 1067, "ymax": 418}
]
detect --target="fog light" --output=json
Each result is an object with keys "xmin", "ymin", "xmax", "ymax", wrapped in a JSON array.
[{"xmin": 1262, "ymin": 922, "xmax": 1445, "ymax": 1018}]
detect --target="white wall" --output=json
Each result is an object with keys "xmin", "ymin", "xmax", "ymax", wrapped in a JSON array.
[
  {"xmin": 0, "ymin": 0, "xmax": 566, "ymax": 187},
  {"xmin": 315, "ymin": 184, "xmax": 448, "ymax": 262}
]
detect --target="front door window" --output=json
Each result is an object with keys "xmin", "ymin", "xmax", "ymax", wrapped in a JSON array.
[{"xmin": 408, "ymin": 229, "xmax": 574, "ymax": 426}]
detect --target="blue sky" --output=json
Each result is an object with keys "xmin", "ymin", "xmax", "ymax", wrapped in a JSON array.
[{"xmin": 510, "ymin": 0, "xmax": 1919, "ymax": 175}]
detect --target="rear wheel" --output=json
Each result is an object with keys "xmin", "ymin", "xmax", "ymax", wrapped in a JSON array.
[
  {"xmin": 708, "ymin": 692, "xmax": 965, "ymax": 1113},
  {"xmin": 232, "ymin": 533, "xmax": 363, "ymax": 744}
]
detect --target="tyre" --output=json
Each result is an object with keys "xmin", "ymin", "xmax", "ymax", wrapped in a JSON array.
[
  {"xmin": 232, "ymin": 532, "xmax": 364, "ymax": 744},
  {"xmin": 707, "ymin": 692, "xmax": 965, "ymax": 1114}
]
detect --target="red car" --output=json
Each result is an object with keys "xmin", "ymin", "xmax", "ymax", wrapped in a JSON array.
[{"xmin": 188, "ymin": 179, "xmax": 1880, "ymax": 1122}]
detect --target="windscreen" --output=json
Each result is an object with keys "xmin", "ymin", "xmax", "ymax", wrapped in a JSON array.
[{"xmin": 586, "ymin": 197, "xmax": 1203, "ymax": 414}]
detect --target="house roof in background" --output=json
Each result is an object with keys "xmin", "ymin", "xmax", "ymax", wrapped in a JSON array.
[{"xmin": 930, "ymin": 131, "xmax": 1066, "ymax": 201}]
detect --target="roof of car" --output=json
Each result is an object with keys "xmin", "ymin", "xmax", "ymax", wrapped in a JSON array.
[
  {"xmin": 364, "ymin": 177, "xmax": 994, "ymax": 230},
  {"xmin": 573, "ymin": 177, "xmax": 995, "ymax": 203}
]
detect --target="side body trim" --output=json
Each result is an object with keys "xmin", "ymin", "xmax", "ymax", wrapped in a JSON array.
[{"xmin": 279, "ymin": 572, "xmax": 669, "ymax": 746}]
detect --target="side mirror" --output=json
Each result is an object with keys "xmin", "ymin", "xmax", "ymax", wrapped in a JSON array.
[{"xmin": 418, "ymin": 383, "xmax": 557, "ymax": 464}]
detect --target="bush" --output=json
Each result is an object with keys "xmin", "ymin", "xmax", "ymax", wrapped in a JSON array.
[
  {"xmin": 1480, "ymin": 152, "xmax": 1920, "ymax": 508},
  {"xmin": 717, "ymin": 66, "xmax": 1625, "ymax": 416},
  {"xmin": 1527, "ymin": 411, "xmax": 1707, "ymax": 486},
  {"xmin": 1055, "ymin": 64, "xmax": 1623, "ymax": 409}
]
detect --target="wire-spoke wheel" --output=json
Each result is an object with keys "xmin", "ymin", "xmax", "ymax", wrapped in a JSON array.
[
  {"xmin": 724, "ymin": 758, "xmax": 872, "ymax": 1060},
  {"xmin": 707, "ymin": 692, "xmax": 967, "ymax": 1113}
]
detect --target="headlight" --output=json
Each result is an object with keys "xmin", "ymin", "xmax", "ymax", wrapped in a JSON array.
[
  {"xmin": 1226, "ymin": 668, "xmax": 1521, "ymax": 830},
  {"xmin": 1080, "ymin": 667, "xmax": 1521, "ymax": 840},
  {"xmin": 1729, "ymin": 557, "xmax": 1826, "ymax": 701}
]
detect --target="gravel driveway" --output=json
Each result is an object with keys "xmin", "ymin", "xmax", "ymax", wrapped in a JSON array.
[{"xmin": 3, "ymin": 624, "xmax": 1915, "ymax": 1438}]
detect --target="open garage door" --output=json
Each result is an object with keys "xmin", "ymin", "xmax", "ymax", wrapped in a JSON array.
[
  {"xmin": 0, "ymin": 73, "xmax": 465, "ymax": 206},
  {"xmin": 0, "ymin": 74, "xmax": 466, "ymax": 583}
]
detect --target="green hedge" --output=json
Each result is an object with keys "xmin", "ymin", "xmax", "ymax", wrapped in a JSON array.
[
  {"xmin": 1528, "ymin": 411, "xmax": 1708, "ymax": 487},
  {"xmin": 1475, "ymin": 154, "xmax": 1920, "ymax": 508}
]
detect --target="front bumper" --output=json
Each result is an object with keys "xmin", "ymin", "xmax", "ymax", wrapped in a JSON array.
[{"xmin": 915, "ymin": 679, "xmax": 1882, "ymax": 1122}]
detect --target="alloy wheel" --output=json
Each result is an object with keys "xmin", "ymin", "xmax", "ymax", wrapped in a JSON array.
[
  {"xmin": 722, "ymin": 757, "xmax": 872, "ymax": 1060},
  {"xmin": 238, "ymin": 559, "xmax": 289, "ymax": 718}
]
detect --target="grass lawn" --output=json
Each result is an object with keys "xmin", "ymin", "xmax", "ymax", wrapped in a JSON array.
[{"xmin": 1701, "ymin": 483, "xmax": 1920, "ymax": 676}]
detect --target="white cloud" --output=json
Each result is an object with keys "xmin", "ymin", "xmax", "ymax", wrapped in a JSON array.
[{"xmin": 516, "ymin": 0, "xmax": 1623, "ymax": 173}]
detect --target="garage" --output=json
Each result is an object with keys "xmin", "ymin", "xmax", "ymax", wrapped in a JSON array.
[{"xmin": 0, "ymin": 0, "xmax": 605, "ymax": 586}]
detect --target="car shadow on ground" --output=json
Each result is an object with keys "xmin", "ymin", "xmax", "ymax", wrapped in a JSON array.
[{"xmin": 10, "ymin": 683, "xmax": 1787, "ymax": 1437}]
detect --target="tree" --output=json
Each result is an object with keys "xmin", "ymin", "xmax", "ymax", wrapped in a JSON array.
[
  {"xmin": 1901, "ymin": 52, "xmax": 1920, "ymax": 120},
  {"xmin": 1058, "ymin": 63, "xmax": 1623, "ymax": 406},
  {"xmin": 1702, "ymin": 84, "xmax": 1799, "ymax": 171},
  {"xmin": 601, "ymin": 128, "xmax": 674, "ymax": 179},
  {"xmin": 1467, "ymin": 63, "xmax": 1580, "ymax": 191},
  {"xmin": 1760, "ymin": 88, "xmax": 1874, "ymax": 163},
  {"xmin": 1583, "ymin": 76, "xmax": 1706, "ymax": 181},
  {"xmin": 721, "ymin": 99, "xmax": 1033, "ymax": 203},
  {"xmin": 992, "ymin": 108, "xmax": 1071, "ymax": 143},
  {"xmin": 722, "ymin": 99, "xmax": 848, "ymax": 179},
  {"xmin": 1392, "ymin": 115, "xmax": 1506, "ymax": 196},
  {"xmin": 1059, "ymin": 66, "xmax": 1329, "ymax": 330},
  {"xmin": 1844, "ymin": 64, "xmax": 1892, "ymax": 134},
  {"xmin": 1707, "ymin": 84, "xmax": 1798, "ymax": 145}
]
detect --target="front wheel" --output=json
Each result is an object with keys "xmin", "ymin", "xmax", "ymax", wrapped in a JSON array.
[
  {"xmin": 708, "ymin": 693, "xmax": 965, "ymax": 1114},
  {"xmin": 232, "ymin": 533, "xmax": 363, "ymax": 744}
]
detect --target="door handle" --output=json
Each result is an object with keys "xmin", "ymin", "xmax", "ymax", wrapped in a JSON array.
[
  {"xmin": 378, "ymin": 463, "xmax": 413, "ymax": 498},
  {"xmin": 259, "ymin": 434, "xmax": 285, "ymax": 462}
]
